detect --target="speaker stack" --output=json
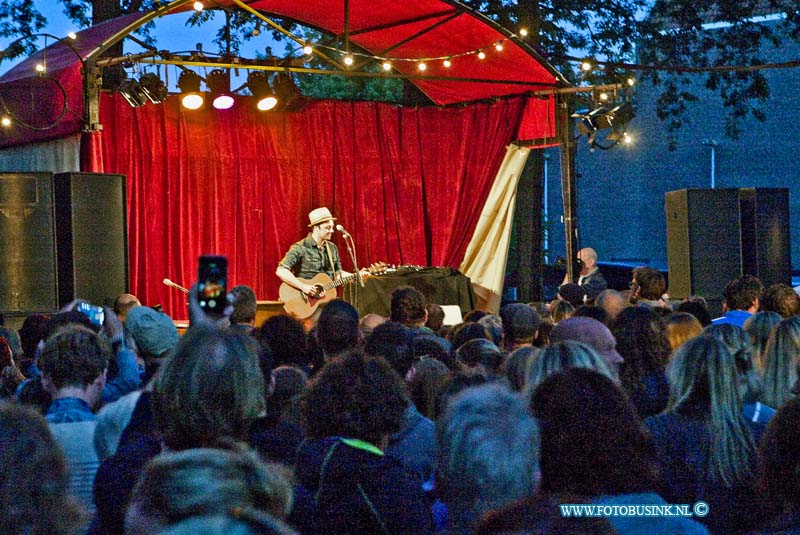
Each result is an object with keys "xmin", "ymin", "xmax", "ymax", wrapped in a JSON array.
[
  {"xmin": 0, "ymin": 172, "xmax": 128, "ymax": 320},
  {"xmin": 665, "ymin": 188, "xmax": 791, "ymax": 316}
]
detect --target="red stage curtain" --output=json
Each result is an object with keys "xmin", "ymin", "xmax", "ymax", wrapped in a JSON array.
[{"xmin": 96, "ymin": 93, "xmax": 526, "ymax": 318}]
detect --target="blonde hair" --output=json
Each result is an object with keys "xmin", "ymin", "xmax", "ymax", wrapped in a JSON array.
[{"xmin": 664, "ymin": 312, "xmax": 703, "ymax": 352}]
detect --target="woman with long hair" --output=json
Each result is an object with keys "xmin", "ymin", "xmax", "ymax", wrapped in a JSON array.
[
  {"xmin": 703, "ymin": 323, "xmax": 775, "ymax": 424},
  {"xmin": 522, "ymin": 340, "xmax": 612, "ymax": 399},
  {"xmin": 530, "ymin": 368, "xmax": 707, "ymax": 534},
  {"xmin": 760, "ymin": 316, "xmax": 800, "ymax": 409},
  {"xmin": 743, "ymin": 311, "xmax": 782, "ymax": 372},
  {"xmin": 611, "ymin": 307, "xmax": 671, "ymax": 417},
  {"xmin": 645, "ymin": 336, "xmax": 765, "ymax": 533}
]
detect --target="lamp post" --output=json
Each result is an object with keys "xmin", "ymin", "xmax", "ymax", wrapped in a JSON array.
[{"xmin": 701, "ymin": 138, "xmax": 718, "ymax": 189}]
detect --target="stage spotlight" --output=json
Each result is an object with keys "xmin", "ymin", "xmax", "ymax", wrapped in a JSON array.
[
  {"xmin": 273, "ymin": 72, "xmax": 305, "ymax": 111},
  {"xmin": 207, "ymin": 69, "xmax": 234, "ymax": 110},
  {"xmin": 117, "ymin": 78, "xmax": 148, "ymax": 107},
  {"xmin": 605, "ymin": 102, "xmax": 636, "ymax": 129},
  {"xmin": 247, "ymin": 71, "xmax": 277, "ymax": 111},
  {"xmin": 178, "ymin": 70, "xmax": 204, "ymax": 110},
  {"xmin": 139, "ymin": 73, "xmax": 168, "ymax": 104}
]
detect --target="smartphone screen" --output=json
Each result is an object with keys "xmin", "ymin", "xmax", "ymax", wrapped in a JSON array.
[
  {"xmin": 76, "ymin": 302, "xmax": 105, "ymax": 326},
  {"xmin": 198, "ymin": 255, "xmax": 228, "ymax": 316}
]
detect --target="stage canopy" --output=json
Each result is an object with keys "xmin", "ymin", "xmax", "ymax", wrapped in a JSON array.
[{"xmin": 0, "ymin": 1, "xmax": 567, "ymax": 316}]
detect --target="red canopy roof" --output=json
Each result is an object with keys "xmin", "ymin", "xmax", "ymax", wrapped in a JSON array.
[{"xmin": 0, "ymin": 1, "xmax": 564, "ymax": 147}]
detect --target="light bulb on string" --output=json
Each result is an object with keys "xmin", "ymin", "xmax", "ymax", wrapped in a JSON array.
[
  {"xmin": 67, "ymin": 32, "xmax": 77, "ymax": 40},
  {"xmin": 443, "ymin": 58, "xmax": 451, "ymax": 68},
  {"xmin": 418, "ymin": 62, "xmax": 427, "ymax": 71},
  {"xmin": 35, "ymin": 63, "xmax": 45, "ymax": 73},
  {"xmin": 382, "ymin": 61, "xmax": 392, "ymax": 71},
  {"xmin": 477, "ymin": 51, "xmax": 486, "ymax": 60},
  {"xmin": 495, "ymin": 42, "xmax": 504, "ymax": 52},
  {"xmin": 343, "ymin": 55, "xmax": 354, "ymax": 66},
  {"xmin": 193, "ymin": 1, "xmax": 204, "ymax": 11},
  {"xmin": 1, "ymin": 116, "xmax": 11, "ymax": 127},
  {"xmin": 303, "ymin": 45, "xmax": 313, "ymax": 55},
  {"xmin": 519, "ymin": 28, "xmax": 529, "ymax": 37}
]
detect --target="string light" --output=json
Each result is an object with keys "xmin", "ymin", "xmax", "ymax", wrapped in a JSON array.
[
  {"xmin": 35, "ymin": 63, "xmax": 45, "ymax": 73},
  {"xmin": 418, "ymin": 62, "xmax": 427, "ymax": 71},
  {"xmin": 67, "ymin": 32, "xmax": 77, "ymax": 40},
  {"xmin": 296, "ymin": 35, "xmax": 515, "ymax": 71},
  {"xmin": 599, "ymin": 92, "xmax": 609, "ymax": 101},
  {"xmin": 627, "ymin": 77, "xmax": 636, "ymax": 86},
  {"xmin": 193, "ymin": 1, "xmax": 204, "ymax": 11},
  {"xmin": 623, "ymin": 133, "xmax": 632, "ymax": 144},
  {"xmin": 519, "ymin": 28, "xmax": 529, "ymax": 37},
  {"xmin": 581, "ymin": 61, "xmax": 593, "ymax": 71},
  {"xmin": 1, "ymin": 116, "xmax": 11, "ymax": 128}
]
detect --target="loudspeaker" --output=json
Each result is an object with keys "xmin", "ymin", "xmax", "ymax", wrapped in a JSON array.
[
  {"xmin": 739, "ymin": 188, "xmax": 791, "ymax": 287},
  {"xmin": 665, "ymin": 188, "xmax": 792, "ymax": 316},
  {"xmin": 54, "ymin": 173, "xmax": 128, "ymax": 308},
  {"xmin": 665, "ymin": 189, "xmax": 742, "ymax": 314},
  {"xmin": 0, "ymin": 173, "xmax": 58, "ymax": 312}
]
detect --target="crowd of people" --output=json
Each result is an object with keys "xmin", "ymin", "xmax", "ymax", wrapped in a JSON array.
[{"xmin": 1, "ymin": 263, "xmax": 800, "ymax": 535}]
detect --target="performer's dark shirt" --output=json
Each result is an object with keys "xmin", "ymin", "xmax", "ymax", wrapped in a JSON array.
[{"xmin": 279, "ymin": 234, "xmax": 342, "ymax": 280}]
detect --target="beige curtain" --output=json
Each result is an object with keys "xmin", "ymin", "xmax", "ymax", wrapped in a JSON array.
[
  {"xmin": 0, "ymin": 134, "xmax": 80, "ymax": 173},
  {"xmin": 460, "ymin": 144, "xmax": 530, "ymax": 313}
]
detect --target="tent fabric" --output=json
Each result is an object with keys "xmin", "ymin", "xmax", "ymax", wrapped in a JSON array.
[
  {"xmin": 0, "ymin": 1, "xmax": 562, "ymax": 148},
  {"xmin": 95, "ymin": 92, "xmax": 527, "ymax": 318},
  {"xmin": 187, "ymin": 0, "xmax": 563, "ymax": 105},
  {"xmin": 0, "ymin": 13, "xmax": 143, "ymax": 148},
  {"xmin": 459, "ymin": 144, "xmax": 529, "ymax": 313}
]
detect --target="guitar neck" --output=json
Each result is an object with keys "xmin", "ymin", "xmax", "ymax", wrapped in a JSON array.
[{"xmin": 322, "ymin": 272, "xmax": 359, "ymax": 291}]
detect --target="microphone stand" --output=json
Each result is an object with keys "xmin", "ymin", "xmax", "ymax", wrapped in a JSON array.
[{"xmin": 342, "ymin": 232, "xmax": 365, "ymax": 288}]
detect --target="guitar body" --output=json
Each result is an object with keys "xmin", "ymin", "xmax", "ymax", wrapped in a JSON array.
[{"xmin": 279, "ymin": 273, "xmax": 338, "ymax": 319}]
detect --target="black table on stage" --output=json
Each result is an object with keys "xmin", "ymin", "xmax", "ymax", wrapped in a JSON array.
[{"xmin": 341, "ymin": 266, "xmax": 476, "ymax": 318}]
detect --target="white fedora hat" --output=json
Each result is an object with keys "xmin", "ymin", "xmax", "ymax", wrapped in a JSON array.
[{"xmin": 307, "ymin": 206, "xmax": 337, "ymax": 227}]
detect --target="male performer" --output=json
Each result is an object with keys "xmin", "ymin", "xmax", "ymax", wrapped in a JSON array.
[{"xmin": 276, "ymin": 207, "xmax": 365, "ymax": 296}]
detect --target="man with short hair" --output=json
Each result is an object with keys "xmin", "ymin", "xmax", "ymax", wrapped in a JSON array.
[
  {"xmin": 563, "ymin": 247, "xmax": 607, "ymax": 303},
  {"xmin": 229, "ymin": 285, "xmax": 258, "ymax": 334},
  {"xmin": 436, "ymin": 382, "xmax": 541, "ymax": 534},
  {"xmin": 760, "ymin": 283, "xmax": 800, "ymax": 319},
  {"xmin": 113, "ymin": 293, "xmax": 141, "ymax": 323},
  {"xmin": 595, "ymin": 289, "xmax": 628, "ymax": 322},
  {"xmin": 631, "ymin": 266, "xmax": 670, "ymax": 309},
  {"xmin": 713, "ymin": 274, "xmax": 765, "ymax": 327},
  {"xmin": 39, "ymin": 326, "xmax": 110, "ymax": 512},
  {"xmin": 499, "ymin": 303, "xmax": 540, "ymax": 352},
  {"xmin": 390, "ymin": 285, "xmax": 429, "ymax": 328},
  {"xmin": 316, "ymin": 299, "xmax": 361, "ymax": 361}
]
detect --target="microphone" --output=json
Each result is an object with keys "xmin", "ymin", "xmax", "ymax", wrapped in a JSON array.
[
  {"xmin": 163, "ymin": 278, "xmax": 189, "ymax": 294},
  {"xmin": 335, "ymin": 224, "xmax": 351, "ymax": 237}
]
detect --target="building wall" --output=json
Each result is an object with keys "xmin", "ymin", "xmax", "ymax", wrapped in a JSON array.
[{"xmin": 543, "ymin": 24, "xmax": 800, "ymax": 275}]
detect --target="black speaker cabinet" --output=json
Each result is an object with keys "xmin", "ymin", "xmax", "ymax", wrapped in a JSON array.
[
  {"xmin": 0, "ymin": 173, "xmax": 58, "ymax": 312},
  {"xmin": 54, "ymin": 173, "xmax": 128, "ymax": 308},
  {"xmin": 739, "ymin": 188, "xmax": 792, "ymax": 288},
  {"xmin": 666, "ymin": 188, "xmax": 791, "ymax": 314}
]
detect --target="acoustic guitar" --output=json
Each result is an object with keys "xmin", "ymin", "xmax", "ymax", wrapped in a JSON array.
[{"xmin": 279, "ymin": 262, "xmax": 387, "ymax": 319}]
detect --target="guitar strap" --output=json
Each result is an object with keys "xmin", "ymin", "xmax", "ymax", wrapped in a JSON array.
[{"xmin": 324, "ymin": 241, "xmax": 339, "ymax": 281}]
